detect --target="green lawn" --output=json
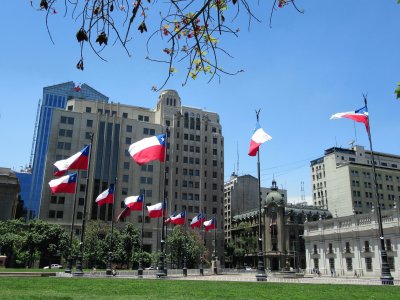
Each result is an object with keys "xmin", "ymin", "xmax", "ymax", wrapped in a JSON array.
[{"xmin": 0, "ymin": 277, "xmax": 399, "ymax": 300}]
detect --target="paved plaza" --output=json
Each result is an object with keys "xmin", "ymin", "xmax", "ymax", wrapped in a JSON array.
[{"xmin": 54, "ymin": 270, "xmax": 400, "ymax": 286}]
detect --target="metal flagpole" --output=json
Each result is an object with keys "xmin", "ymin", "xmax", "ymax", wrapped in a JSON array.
[
  {"xmin": 106, "ymin": 178, "xmax": 117, "ymax": 275},
  {"xmin": 138, "ymin": 193, "xmax": 145, "ymax": 277},
  {"xmin": 363, "ymin": 95, "xmax": 393, "ymax": 285},
  {"xmin": 156, "ymin": 128, "xmax": 168, "ymax": 278},
  {"xmin": 65, "ymin": 171, "xmax": 79, "ymax": 273},
  {"xmin": 75, "ymin": 134, "xmax": 94, "ymax": 275},
  {"xmin": 183, "ymin": 212, "xmax": 187, "ymax": 277},
  {"xmin": 255, "ymin": 110, "xmax": 267, "ymax": 281},
  {"xmin": 213, "ymin": 218, "xmax": 218, "ymax": 275}
]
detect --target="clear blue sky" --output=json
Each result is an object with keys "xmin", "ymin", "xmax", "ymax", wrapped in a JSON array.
[{"xmin": 0, "ymin": 1, "xmax": 399, "ymax": 203}]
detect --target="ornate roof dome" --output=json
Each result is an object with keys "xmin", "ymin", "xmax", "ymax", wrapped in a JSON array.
[{"xmin": 263, "ymin": 179, "xmax": 283, "ymax": 206}]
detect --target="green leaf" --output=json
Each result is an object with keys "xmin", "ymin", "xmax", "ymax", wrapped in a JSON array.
[{"xmin": 395, "ymin": 82, "xmax": 400, "ymax": 99}]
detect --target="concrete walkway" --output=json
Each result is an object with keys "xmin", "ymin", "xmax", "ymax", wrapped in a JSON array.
[{"xmin": 56, "ymin": 271, "xmax": 400, "ymax": 285}]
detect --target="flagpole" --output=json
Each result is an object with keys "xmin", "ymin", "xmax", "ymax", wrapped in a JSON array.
[
  {"xmin": 183, "ymin": 212, "xmax": 188, "ymax": 277},
  {"xmin": 138, "ymin": 193, "xmax": 145, "ymax": 278},
  {"xmin": 156, "ymin": 128, "xmax": 169, "ymax": 278},
  {"xmin": 106, "ymin": 178, "xmax": 117, "ymax": 275},
  {"xmin": 75, "ymin": 134, "xmax": 93, "ymax": 275},
  {"xmin": 213, "ymin": 218, "xmax": 218, "ymax": 275},
  {"xmin": 255, "ymin": 110, "xmax": 267, "ymax": 281},
  {"xmin": 363, "ymin": 95, "xmax": 393, "ymax": 285},
  {"xmin": 65, "ymin": 171, "xmax": 80, "ymax": 273},
  {"xmin": 199, "ymin": 220, "xmax": 204, "ymax": 276}
]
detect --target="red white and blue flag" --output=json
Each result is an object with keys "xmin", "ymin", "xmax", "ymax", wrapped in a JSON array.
[
  {"xmin": 203, "ymin": 217, "xmax": 216, "ymax": 232},
  {"xmin": 95, "ymin": 184, "xmax": 115, "ymax": 206},
  {"xmin": 165, "ymin": 212, "xmax": 175, "ymax": 224},
  {"xmin": 124, "ymin": 195, "xmax": 144, "ymax": 211},
  {"xmin": 330, "ymin": 106, "xmax": 369, "ymax": 133},
  {"xmin": 248, "ymin": 123, "xmax": 272, "ymax": 156},
  {"xmin": 116, "ymin": 207, "xmax": 131, "ymax": 222},
  {"xmin": 170, "ymin": 211, "xmax": 186, "ymax": 225},
  {"xmin": 54, "ymin": 145, "xmax": 90, "ymax": 176},
  {"xmin": 190, "ymin": 213, "xmax": 205, "ymax": 229},
  {"xmin": 147, "ymin": 202, "xmax": 165, "ymax": 218},
  {"xmin": 128, "ymin": 134, "xmax": 166, "ymax": 165},
  {"xmin": 49, "ymin": 173, "xmax": 77, "ymax": 194}
]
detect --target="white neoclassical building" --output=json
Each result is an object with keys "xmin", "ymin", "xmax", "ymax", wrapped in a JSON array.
[{"xmin": 303, "ymin": 207, "xmax": 400, "ymax": 279}]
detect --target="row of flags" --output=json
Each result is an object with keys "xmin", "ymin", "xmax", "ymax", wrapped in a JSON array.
[
  {"xmin": 47, "ymin": 105, "xmax": 367, "ymax": 231},
  {"xmin": 247, "ymin": 105, "xmax": 369, "ymax": 156}
]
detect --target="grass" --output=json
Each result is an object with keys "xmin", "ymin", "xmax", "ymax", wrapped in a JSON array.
[{"xmin": 0, "ymin": 277, "xmax": 399, "ymax": 300}]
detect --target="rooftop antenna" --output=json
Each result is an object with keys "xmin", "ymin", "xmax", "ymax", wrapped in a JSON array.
[
  {"xmin": 29, "ymin": 99, "xmax": 41, "ymax": 169},
  {"xmin": 301, "ymin": 181, "xmax": 305, "ymax": 203},
  {"xmin": 236, "ymin": 141, "xmax": 239, "ymax": 175},
  {"xmin": 348, "ymin": 139, "xmax": 355, "ymax": 149}
]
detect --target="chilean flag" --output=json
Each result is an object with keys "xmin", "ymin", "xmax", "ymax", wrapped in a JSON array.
[
  {"xmin": 95, "ymin": 184, "xmax": 115, "ymax": 206},
  {"xmin": 49, "ymin": 173, "xmax": 77, "ymax": 194},
  {"xmin": 128, "ymin": 134, "xmax": 166, "ymax": 165},
  {"xmin": 170, "ymin": 211, "xmax": 186, "ymax": 225},
  {"xmin": 124, "ymin": 195, "xmax": 144, "ymax": 211},
  {"xmin": 248, "ymin": 123, "xmax": 272, "ymax": 156},
  {"xmin": 116, "ymin": 207, "xmax": 131, "ymax": 222},
  {"xmin": 203, "ymin": 217, "xmax": 216, "ymax": 232},
  {"xmin": 147, "ymin": 202, "xmax": 165, "ymax": 218},
  {"xmin": 54, "ymin": 145, "xmax": 90, "ymax": 176},
  {"xmin": 330, "ymin": 106, "xmax": 369, "ymax": 133},
  {"xmin": 190, "ymin": 213, "xmax": 205, "ymax": 229}
]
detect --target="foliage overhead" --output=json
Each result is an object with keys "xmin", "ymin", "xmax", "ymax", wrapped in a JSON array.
[
  {"xmin": 395, "ymin": 82, "xmax": 400, "ymax": 99},
  {"xmin": 32, "ymin": 0, "xmax": 303, "ymax": 90}
]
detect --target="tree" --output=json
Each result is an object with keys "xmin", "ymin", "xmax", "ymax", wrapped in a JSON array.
[
  {"xmin": 110, "ymin": 223, "xmax": 140, "ymax": 268},
  {"xmin": 32, "ymin": 0, "xmax": 302, "ymax": 89},
  {"xmin": 83, "ymin": 220, "xmax": 109, "ymax": 268},
  {"xmin": 395, "ymin": 82, "xmax": 400, "ymax": 99},
  {"xmin": 0, "ymin": 219, "xmax": 69, "ymax": 268},
  {"xmin": 167, "ymin": 226, "xmax": 206, "ymax": 268}
]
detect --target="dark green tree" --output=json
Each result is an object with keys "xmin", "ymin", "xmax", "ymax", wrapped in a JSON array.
[{"xmin": 167, "ymin": 226, "xmax": 206, "ymax": 269}]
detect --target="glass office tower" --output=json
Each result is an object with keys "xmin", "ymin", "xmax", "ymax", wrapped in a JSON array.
[{"xmin": 28, "ymin": 82, "xmax": 108, "ymax": 218}]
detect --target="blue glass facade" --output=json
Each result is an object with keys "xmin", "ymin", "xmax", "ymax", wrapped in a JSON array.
[
  {"xmin": 28, "ymin": 82, "xmax": 108, "ymax": 219},
  {"xmin": 15, "ymin": 172, "xmax": 33, "ymax": 219}
]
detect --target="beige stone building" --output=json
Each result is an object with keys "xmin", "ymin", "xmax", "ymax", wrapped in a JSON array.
[
  {"xmin": 311, "ymin": 145, "xmax": 400, "ymax": 217},
  {"xmin": 39, "ymin": 90, "xmax": 224, "ymax": 260},
  {"xmin": 223, "ymin": 173, "xmax": 287, "ymax": 245},
  {"xmin": 0, "ymin": 167, "xmax": 20, "ymax": 220}
]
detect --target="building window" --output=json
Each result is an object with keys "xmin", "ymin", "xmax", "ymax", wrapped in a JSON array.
[
  {"xmin": 123, "ymin": 175, "xmax": 129, "ymax": 182},
  {"xmin": 50, "ymin": 196, "xmax": 57, "ymax": 204},
  {"xmin": 126, "ymin": 137, "xmax": 132, "ymax": 144},
  {"xmin": 78, "ymin": 198, "xmax": 84, "ymax": 205},
  {"xmin": 48, "ymin": 210, "xmax": 56, "ymax": 218},
  {"xmin": 127, "ymin": 125, "xmax": 132, "ymax": 132},
  {"xmin": 313, "ymin": 258, "xmax": 319, "ymax": 269},
  {"xmin": 86, "ymin": 119, "xmax": 93, "ymax": 127},
  {"xmin": 86, "ymin": 107, "xmax": 92, "ymax": 113},
  {"xmin": 80, "ymin": 184, "xmax": 86, "ymax": 192},
  {"xmin": 77, "ymin": 212, "xmax": 83, "ymax": 220},
  {"xmin": 85, "ymin": 132, "xmax": 92, "ymax": 139},
  {"xmin": 346, "ymin": 258, "xmax": 353, "ymax": 271},
  {"xmin": 123, "ymin": 162, "xmax": 130, "ymax": 170},
  {"xmin": 56, "ymin": 211, "xmax": 64, "ymax": 219},
  {"xmin": 387, "ymin": 257, "xmax": 395, "ymax": 271},
  {"xmin": 329, "ymin": 258, "xmax": 334, "ymax": 270},
  {"xmin": 58, "ymin": 197, "xmax": 65, "ymax": 204},
  {"xmin": 365, "ymin": 257, "xmax": 372, "ymax": 271}
]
